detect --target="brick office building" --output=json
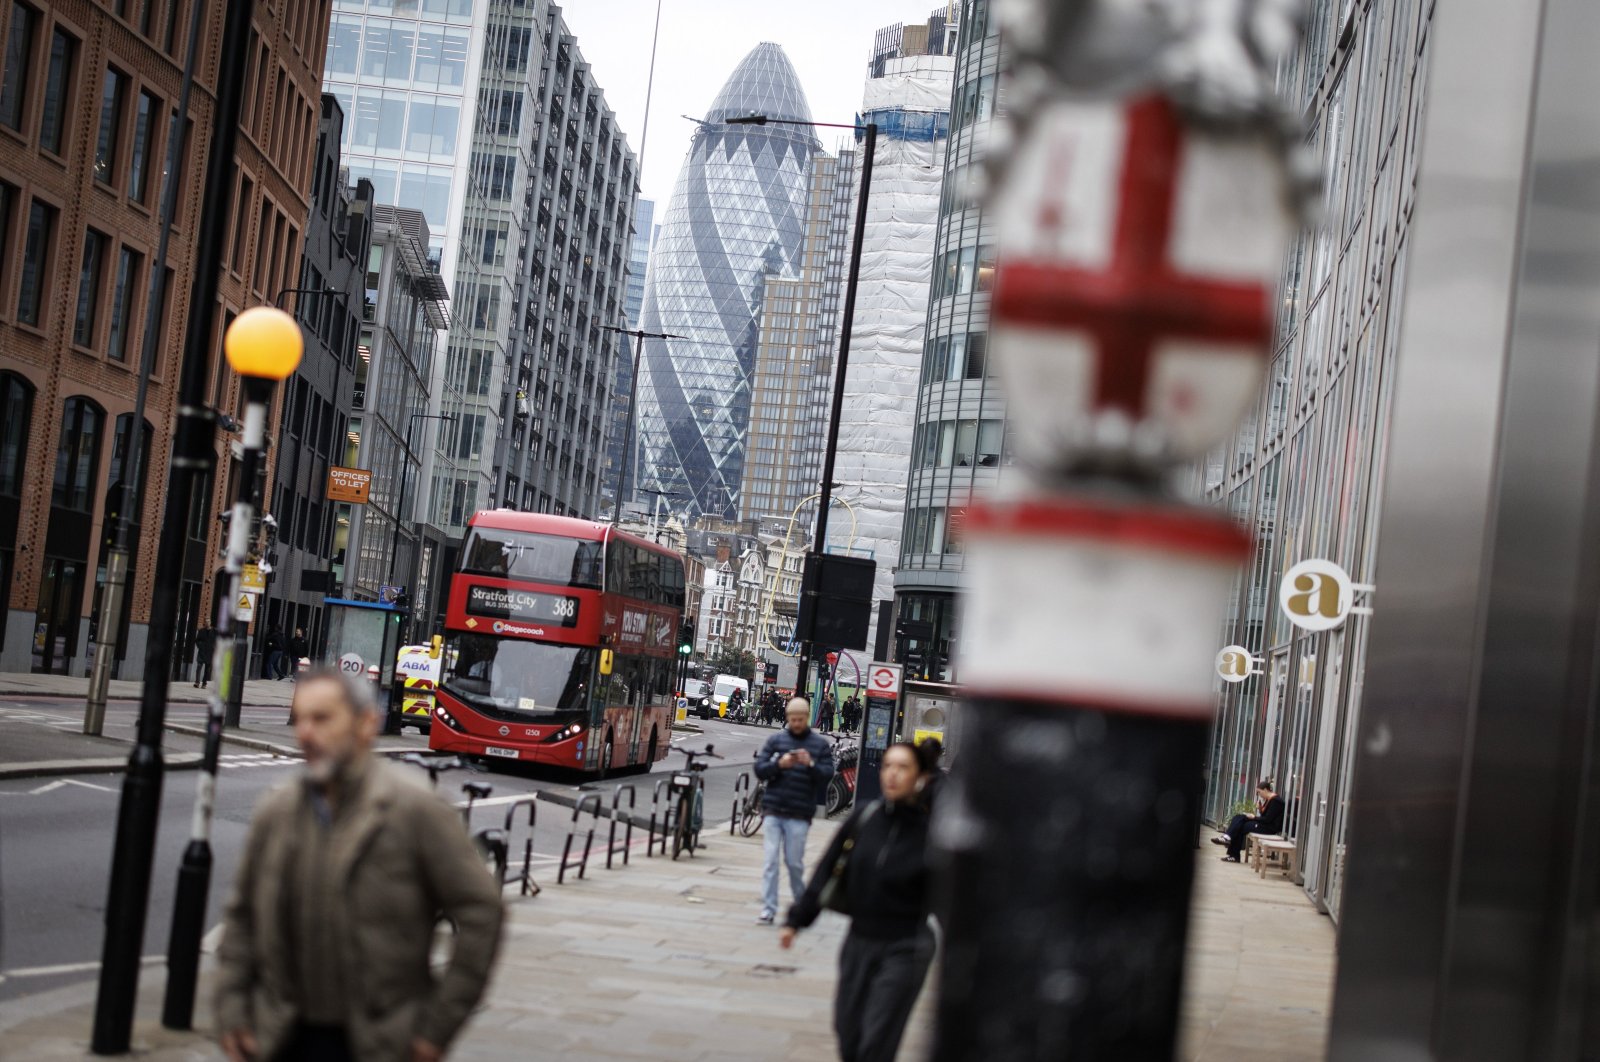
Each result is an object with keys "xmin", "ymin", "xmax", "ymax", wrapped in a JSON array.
[{"xmin": 0, "ymin": 0, "xmax": 331, "ymax": 677}]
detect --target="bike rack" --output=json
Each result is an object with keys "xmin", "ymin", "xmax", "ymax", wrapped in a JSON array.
[
  {"xmin": 558, "ymin": 793, "xmax": 603, "ymax": 884},
  {"xmin": 606, "ymin": 784, "xmax": 637, "ymax": 869},
  {"xmin": 647, "ymin": 778, "xmax": 671, "ymax": 858},
  {"xmin": 501, "ymin": 796, "xmax": 542, "ymax": 897},
  {"xmin": 731, "ymin": 771, "xmax": 751, "ymax": 836}
]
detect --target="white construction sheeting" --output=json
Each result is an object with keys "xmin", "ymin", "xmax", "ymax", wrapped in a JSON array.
[{"xmin": 830, "ymin": 54, "xmax": 954, "ymax": 651}]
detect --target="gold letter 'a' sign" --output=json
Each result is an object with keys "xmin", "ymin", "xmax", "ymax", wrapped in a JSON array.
[
  {"xmin": 1215, "ymin": 645, "xmax": 1259, "ymax": 684},
  {"xmin": 1279, "ymin": 559, "xmax": 1374, "ymax": 633}
]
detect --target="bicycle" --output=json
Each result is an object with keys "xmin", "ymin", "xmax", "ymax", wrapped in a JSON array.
[
  {"xmin": 739, "ymin": 776, "xmax": 766, "ymax": 837},
  {"xmin": 667, "ymin": 744, "xmax": 721, "ymax": 859},
  {"xmin": 401, "ymin": 753, "xmax": 508, "ymax": 881},
  {"xmin": 824, "ymin": 734, "xmax": 859, "ymax": 818}
]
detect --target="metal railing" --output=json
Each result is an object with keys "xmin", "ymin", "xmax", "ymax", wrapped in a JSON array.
[
  {"xmin": 605, "ymin": 785, "xmax": 638, "ymax": 869},
  {"xmin": 557, "ymin": 793, "xmax": 602, "ymax": 884}
]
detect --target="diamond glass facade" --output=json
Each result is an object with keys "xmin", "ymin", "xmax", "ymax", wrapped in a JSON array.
[{"xmin": 635, "ymin": 43, "xmax": 820, "ymax": 521}]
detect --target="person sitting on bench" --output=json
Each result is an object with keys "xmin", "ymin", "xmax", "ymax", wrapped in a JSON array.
[{"xmin": 1212, "ymin": 780, "xmax": 1285, "ymax": 862}]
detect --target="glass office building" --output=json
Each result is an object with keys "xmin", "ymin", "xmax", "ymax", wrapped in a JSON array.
[
  {"xmin": 892, "ymin": 0, "xmax": 1000, "ymax": 679},
  {"xmin": 1198, "ymin": 0, "xmax": 1432, "ymax": 921},
  {"xmin": 634, "ymin": 43, "xmax": 820, "ymax": 521}
]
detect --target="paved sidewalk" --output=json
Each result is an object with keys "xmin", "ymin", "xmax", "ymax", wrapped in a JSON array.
[
  {"xmin": 0, "ymin": 824, "xmax": 1333, "ymax": 1060},
  {"xmin": 0, "ymin": 672, "xmax": 298, "ymax": 708}
]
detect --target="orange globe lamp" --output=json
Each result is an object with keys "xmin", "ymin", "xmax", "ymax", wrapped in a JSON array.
[{"xmin": 224, "ymin": 306, "xmax": 303, "ymax": 380}]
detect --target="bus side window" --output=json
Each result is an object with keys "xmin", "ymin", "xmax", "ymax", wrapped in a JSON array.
[
  {"xmin": 605, "ymin": 541, "xmax": 627, "ymax": 594},
  {"xmin": 572, "ymin": 540, "xmax": 601, "ymax": 587}
]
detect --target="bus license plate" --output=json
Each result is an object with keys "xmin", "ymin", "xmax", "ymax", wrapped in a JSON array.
[
  {"xmin": 672, "ymin": 773, "xmax": 692, "ymax": 787},
  {"xmin": 484, "ymin": 746, "xmax": 520, "ymax": 759}
]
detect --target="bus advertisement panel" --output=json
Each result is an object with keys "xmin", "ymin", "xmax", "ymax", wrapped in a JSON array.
[{"xmin": 427, "ymin": 512, "xmax": 685, "ymax": 776}]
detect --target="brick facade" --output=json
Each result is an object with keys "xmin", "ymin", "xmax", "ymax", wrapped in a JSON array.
[{"xmin": 0, "ymin": 0, "xmax": 329, "ymax": 677}]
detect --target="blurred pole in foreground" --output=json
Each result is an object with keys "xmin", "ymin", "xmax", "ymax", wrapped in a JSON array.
[{"xmin": 930, "ymin": 2, "xmax": 1314, "ymax": 1058}]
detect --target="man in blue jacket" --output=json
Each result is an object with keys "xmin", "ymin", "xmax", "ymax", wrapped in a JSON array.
[{"xmin": 753, "ymin": 696, "xmax": 835, "ymax": 924}]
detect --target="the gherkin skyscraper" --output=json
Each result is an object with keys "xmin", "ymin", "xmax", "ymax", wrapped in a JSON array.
[{"xmin": 634, "ymin": 43, "xmax": 821, "ymax": 520}]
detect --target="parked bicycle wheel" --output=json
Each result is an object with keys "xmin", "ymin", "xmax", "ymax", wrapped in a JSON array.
[
  {"xmin": 825, "ymin": 774, "xmax": 851, "ymax": 818},
  {"xmin": 673, "ymin": 790, "xmax": 694, "ymax": 859},
  {"xmin": 739, "ymin": 781, "xmax": 765, "ymax": 837}
]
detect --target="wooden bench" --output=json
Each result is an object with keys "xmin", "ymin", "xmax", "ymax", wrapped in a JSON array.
[
  {"xmin": 1256, "ymin": 838, "xmax": 1298, "ymax": 880},
  {"xmin": 1244, "ymin": 832, "xmax": 1283, "ymax": 871}
]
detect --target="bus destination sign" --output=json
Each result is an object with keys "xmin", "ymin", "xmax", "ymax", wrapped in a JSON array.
[{"xmin": 464, "ymin": 584, "xmax": 580, "ymax": 627}]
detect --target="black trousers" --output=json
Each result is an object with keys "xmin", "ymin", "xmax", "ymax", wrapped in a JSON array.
[
  {"xmin": 835, "ymin": 925, "xmax": 935, "ymax": 1062},
  {"xmin": 274, "ymin": 1024, "xmax": 355, "ymax": 1062},
  {"xmin": 1225, "ymin": 813, "xmax": 1269, "ymax": 859}
]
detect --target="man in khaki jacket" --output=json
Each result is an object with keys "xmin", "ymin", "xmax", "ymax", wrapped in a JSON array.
[{"xmin": 215, "ymin": 669, "xmax": 503, "ymax": 1062}]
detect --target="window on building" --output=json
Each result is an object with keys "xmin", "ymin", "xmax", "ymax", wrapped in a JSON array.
[
  {"xmin": 52, "ymin": 397, "xmax": 104, "ymax": 512},
  {"xmin": 94, "ymin": 67, "xmax": 127, "ymax": 185},
  {"xmin": 109, "ymin": 412, "xmax": 152, "ymax": 520},
  {"xmin": 74, "ymin": 229, "xmax": 106, "ymax": 348},
  {"xmin": 16, "ymin": 198, "xmax": 52, "ymax": 325},
  {"xmin": 38, "ymin": 25, "xmax": 73, "ymax": 154},
  {"xmin": 128, "ymin": 89, "xmax": 157, "ymax": 202},
  {"xmin": 230, "ymin": 174, "xmax": 253, "ymax": 272},
  {"xmin": 107, "ymin": 245, "xmax": 141, "ymax": 362},
  {"xmin": 414, "ymin": 26, "xmax": 468, "ymax": 88},
  {"xmin": 0, "ymin": 371, "xmax": 31, "ymax": 497},
  {"xmin": 407, "ymin": 97, "xmax": 458, "ymax": 155},
  {"xmin": 361, "ymin": 21, "xmax": 413, "ymax": 81},
  {"xmin": 0, "ymin": 2, "xmax": 34, "ymax": 132}
]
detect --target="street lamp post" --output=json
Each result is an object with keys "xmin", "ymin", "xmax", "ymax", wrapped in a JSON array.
[
  {"xmin": 602, "ymin": 325, "xmax": 684, "ymax": 524},
  {"xmin": 246, "ymin": 285, "xmax": 341, "ymax": 673},
  {"xmin": 162, "ymin": 307, "xmax": 302, "ymax": 1029},
  {"xmin": 726, "ymin": 114, "xmax": 878, "ymax": 696},
  {"xmin": 220, "ymin": 285, "xmax": 341, "ymax": 725}
]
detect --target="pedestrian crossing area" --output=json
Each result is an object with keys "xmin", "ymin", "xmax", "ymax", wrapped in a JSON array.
[{"xmin": 219, "ymin": 752, "xmax": 302, "ymax": 770}]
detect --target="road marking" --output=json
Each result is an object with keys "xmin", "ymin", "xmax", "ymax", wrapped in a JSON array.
[
  {"xmin": 0, "ymin": 955, "xmax": 163, "ymax": 981},
  {"xmin": 0, "ymin": 778, "xmax": 118, "ymax": 797},
  {"xmin": 219, "ymin": 753, "xmax": 302, "ymax": 769}
]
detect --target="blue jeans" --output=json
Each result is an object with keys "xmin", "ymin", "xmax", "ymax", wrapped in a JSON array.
[{"xmin": 762, "ymin": 814, "xmax": 810, "ymax": 917}]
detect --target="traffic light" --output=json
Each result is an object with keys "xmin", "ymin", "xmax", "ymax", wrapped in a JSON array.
[{"xmin": 678, "ymin": 622, "xmax": 694, "ymax": 656}]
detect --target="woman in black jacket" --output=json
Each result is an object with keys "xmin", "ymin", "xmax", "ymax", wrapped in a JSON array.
[{"xmin": 780, "ymin": 741, "xmax": 936, "ymax": 1062}]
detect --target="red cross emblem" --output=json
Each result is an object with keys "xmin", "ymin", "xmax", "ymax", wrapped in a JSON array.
[{"xmin": 992, "ymin": 95, "xmax": 1275, "ymax": 425}]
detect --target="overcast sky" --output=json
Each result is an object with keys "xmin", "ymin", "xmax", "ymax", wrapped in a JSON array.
[{"xmin": 557, "ymin": 0, "xmax": 944, "ymax": 213}]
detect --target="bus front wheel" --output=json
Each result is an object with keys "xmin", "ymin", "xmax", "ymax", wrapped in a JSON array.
[{"xmin": 597, "ymin": 733, "xmax": 615, "ymax": 779}]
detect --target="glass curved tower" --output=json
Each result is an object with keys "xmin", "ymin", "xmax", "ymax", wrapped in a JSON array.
[{"xmin": 634, "ymin": 43, "xmax": 820, "ymax": 520}]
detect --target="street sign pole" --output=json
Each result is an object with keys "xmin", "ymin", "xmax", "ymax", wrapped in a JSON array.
[
  {"xmin": 927, "ymin": 3, "xmax": 1311, "ymax": 1058},
  {"xmin": 91, "ymin": 0, "xmax": 257, "ymax": 1049}
]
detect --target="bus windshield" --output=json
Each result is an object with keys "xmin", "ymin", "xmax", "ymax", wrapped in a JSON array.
[
  {"xmin": 459, "ymin": 527, "xmax": 603, "ymax": 588},
  {"xmin": 443, "ymin": 634, "xmax": 595, "ymax": 719}
]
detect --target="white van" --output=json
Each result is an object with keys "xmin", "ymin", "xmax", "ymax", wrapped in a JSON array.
[{"xmin": 708, "ymin": 674, "xmax": 750, "ymax": 719}]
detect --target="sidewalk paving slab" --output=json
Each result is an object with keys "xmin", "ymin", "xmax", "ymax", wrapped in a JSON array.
[{"xmin": 0, "ymin": 818, "xmax": 1334, "ymax": 1060}]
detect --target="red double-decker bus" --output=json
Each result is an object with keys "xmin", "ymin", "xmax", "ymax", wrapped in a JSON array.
[{"xmin": 428, "ymin": 511, "xmax": 685, "ymax": 775}]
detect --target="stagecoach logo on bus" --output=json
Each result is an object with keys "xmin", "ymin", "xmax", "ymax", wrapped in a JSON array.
[
  {"xmin": 490, "ymin": 620, "xmax": 548, "ymax": 638},
  {"xmin": 464, "ymin": 584, "xmax": 580, "ymax": 627}
]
